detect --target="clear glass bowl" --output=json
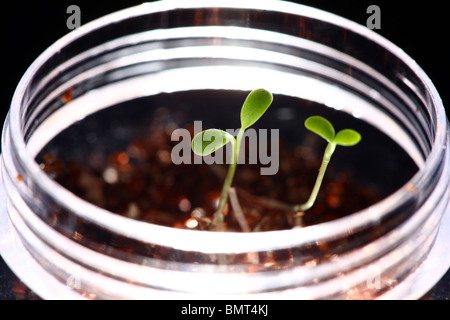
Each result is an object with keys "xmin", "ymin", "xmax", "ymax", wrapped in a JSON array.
[{"xmin": 0, "ymin": 0, "xmax": 449, "ymax": 299}]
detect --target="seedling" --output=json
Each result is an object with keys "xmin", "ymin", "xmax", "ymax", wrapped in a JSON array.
[
  {"xmin": 191, "ymin": 89, "xmax": 273, "ymax": 231},
  {"xmin": 293, "ymin": 115, "xmax": 361, "ymax": 214}
]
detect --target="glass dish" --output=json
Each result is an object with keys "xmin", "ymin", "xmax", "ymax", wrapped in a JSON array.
[{"xmin": 0, "ymin": 0, "xmax": 448, "ymax": 299}]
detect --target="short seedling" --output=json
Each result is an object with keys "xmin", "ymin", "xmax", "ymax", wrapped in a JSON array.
[
  {"xmin": 293, "ymin": 115, "xmax": 361, "ymax": 215},
  {"xmin": 191, "ymin": 89, "xmax": 273, "ymax": 231}
]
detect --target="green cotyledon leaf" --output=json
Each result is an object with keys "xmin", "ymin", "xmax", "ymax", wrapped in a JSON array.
[
  {"xmin": 304, "ymin": 116, "xmax": 335, "ymax": 142},
  {"xmin": 240, "ymin": 89, "xmax": 273, "ymax": 130},
  {"xmin": 191, "ymin": 129, "xmax": 235, "ymax": 156},
  {"xmin": 333, "ymin": 129, "xmax": 362, "ymax": 146}
]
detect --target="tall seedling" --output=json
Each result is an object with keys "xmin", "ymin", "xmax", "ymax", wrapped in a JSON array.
[{"xmin": 192, "ymin": 89, "xmax": 273, "ymax": 231}]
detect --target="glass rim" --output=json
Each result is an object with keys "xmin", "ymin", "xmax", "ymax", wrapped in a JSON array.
[{"xmin": 6, "ymin": 0, "xmax": 448, "ymax": 253}]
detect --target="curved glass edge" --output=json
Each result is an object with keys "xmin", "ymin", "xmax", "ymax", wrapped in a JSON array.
[
  {"xmin": 1, "ymin": 157, "xmax": 449, "ymax": 300},
  {"xmin": 380, "ymin": 201, "xmax": 450, "ymax": 300},
  {"xmin": 0, "ymin": 159, "xmax": 83, "ymax": 300}
]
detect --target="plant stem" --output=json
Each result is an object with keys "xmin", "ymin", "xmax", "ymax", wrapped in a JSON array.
[
  {"xmin": 213, "ymin": 129, "xmax": 245, "ymax": 231},
  {"xmin": 293, "ymin": 142, "xmax": 336, "ymax": 213}
]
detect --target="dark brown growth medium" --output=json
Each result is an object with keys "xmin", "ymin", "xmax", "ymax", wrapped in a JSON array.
[{"xmin": 39, "ymin": 122, "xmax": 381, "ymax": 232}]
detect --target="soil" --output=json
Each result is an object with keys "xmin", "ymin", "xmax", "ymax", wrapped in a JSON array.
[{"xmin": 38, "ymin": 122, "xmax": 381, "ymax": 232}]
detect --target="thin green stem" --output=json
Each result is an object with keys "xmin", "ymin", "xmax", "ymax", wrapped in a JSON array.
[
  {"xmin": 235, "ymin": 128, "xmax": 245, "ymax": 160},
  {"xmin": 293, "ymin": 142, "xmax": 336, "ymax": 213},
  {"xmin": 213, "ymin": 129, "xmax": 245, "ymax": 231}
]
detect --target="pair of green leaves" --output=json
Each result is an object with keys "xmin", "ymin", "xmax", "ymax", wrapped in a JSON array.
[
  {"xmin": 293, "ymin": 116, "xmax": 361, "ymax": 214},
  {"xmin": 304, "ymin": 116, "xmax": 361, "ymax": 147},
  {"xmin": 192, "ymin": 95, "xmax": 361, "ymax": 156},
  {"xmin": 192, "ymin": 89, "xmax": 273, "ymax": 156}
]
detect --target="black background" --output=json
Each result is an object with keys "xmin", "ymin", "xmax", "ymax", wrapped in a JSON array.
[{"xmin": 0, "ymin": 0, "xmax": 448, "ymax": 300}]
